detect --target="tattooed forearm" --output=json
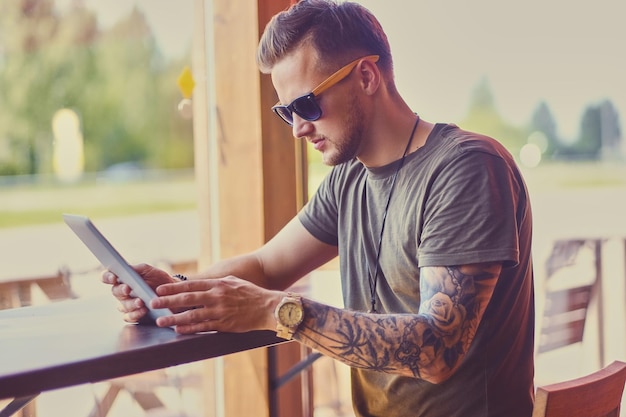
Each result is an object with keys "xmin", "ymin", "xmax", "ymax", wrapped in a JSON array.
[{"xmin": 294, "ymin": 263, "xmax": 500, "ymax": 383}]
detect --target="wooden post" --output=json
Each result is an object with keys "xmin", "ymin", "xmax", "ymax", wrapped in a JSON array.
[{"xmin": 192, "ymin": 0, "xmax": 308, "ymax": 416}]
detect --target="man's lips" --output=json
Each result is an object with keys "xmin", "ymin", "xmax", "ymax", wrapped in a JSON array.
[{"xmin": 309, "ymin": 138, "xmax": 326, "ymax": 151}]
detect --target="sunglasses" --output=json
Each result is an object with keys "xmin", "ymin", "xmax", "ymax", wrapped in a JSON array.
[{"xmin": 272, "ymin": 55, "xmax": 380, "ymax": 126}]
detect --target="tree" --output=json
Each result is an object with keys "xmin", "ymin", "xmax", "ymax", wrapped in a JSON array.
[
  {"xmin": 79, "ymin": 6, "xmax": 160, "ymax": 170},
  {"xmin": 576, "ymin": 104, "xmax": 603, "ymax": 158},
  {"xmin": 597, "ymin": 99, "xmax": 622, "ymax": 160},
  {"xmin": 0, "ymin": 1, "xmax": 194, "ymax": 176},
  {"xmin": 560, "ymin": 99, "xmax": 623, "ymax": 161},
  {"xmin": 530, "ymin": 101, "xmax": 561, "ymax": 157},
  {"xmin": 83, "ymin": 6, "xmax": 193, "ymax": 170},
  {"xmin": 0, "ymin": 0, "xmax": 98, "ymax": 175},
  {"xmin": 460, "ymin": 77, "xmax": 529, "ymax": 156}
]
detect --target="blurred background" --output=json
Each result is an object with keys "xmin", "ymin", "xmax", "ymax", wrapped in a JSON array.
[
  {"xmin": 1, "ymin": 0, "xmax": 625, "ymax": 218},
  {"xmin": 1, "ymin": 0, "xmax": 625, "ymax": 416}
]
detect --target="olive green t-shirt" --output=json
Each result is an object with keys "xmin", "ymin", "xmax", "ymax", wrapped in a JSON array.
[{"xmin": 299, "ymin": 124, "xmax": 535, "ymax": 417}]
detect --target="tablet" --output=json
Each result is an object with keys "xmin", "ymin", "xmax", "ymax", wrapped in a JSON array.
[{"xmin": 63, "ymin": 213, "xmax": 172, "ymax": 322}]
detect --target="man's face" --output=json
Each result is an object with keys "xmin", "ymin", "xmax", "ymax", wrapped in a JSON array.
[{"xmin": 270, "ymin": 45, "xmax": 365, "ymax": 166}]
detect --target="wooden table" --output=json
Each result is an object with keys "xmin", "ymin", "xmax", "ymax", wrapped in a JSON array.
[{"xmin": 0, "ymin": 296, "xmax": 284, "ymax": 416}]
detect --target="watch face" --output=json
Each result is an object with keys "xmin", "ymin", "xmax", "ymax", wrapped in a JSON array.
[{"xmin": 278, "ymin": 302, "xmax": 303, "ymax": 326}]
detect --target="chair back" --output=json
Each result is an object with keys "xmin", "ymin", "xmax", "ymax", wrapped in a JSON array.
[
  {"xmin": 537, "ymin": 238, "xmax": 601, "ymax": 354},
  {"xmin": 537, "ymin": 284, "xmax": 594, "ymax": 353},
  {"xmin": 532, "ymin": 360, "xmax": 626, "ymax": 417}
]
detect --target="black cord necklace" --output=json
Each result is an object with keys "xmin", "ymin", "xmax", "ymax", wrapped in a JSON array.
[{"xmin": 365, "ymin": 115, "xmax": 420, "ymax": 313}]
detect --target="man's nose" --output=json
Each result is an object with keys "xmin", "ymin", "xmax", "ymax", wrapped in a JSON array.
[{"xmin": 291, "ymin": 114, "xmax": 314, "ymax": 139}]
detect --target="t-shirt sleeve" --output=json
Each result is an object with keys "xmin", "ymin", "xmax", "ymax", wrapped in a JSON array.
[{"xmin": 417, "ymin": 148, "xmax": 523, "ymax": 268}]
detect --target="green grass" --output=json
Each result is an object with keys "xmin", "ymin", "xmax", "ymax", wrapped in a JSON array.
[{"xmin": 0, "ymin": 175, "xmax": 197, "ymax": 228}]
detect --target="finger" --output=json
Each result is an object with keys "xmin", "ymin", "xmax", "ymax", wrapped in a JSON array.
[
  {"xmin": 122, "ymin": 306, "xmax": 149, "ymax": 324},
  {"xmin": 156, "ymin": 279, "xmax": 215, "ymax": 296},
  {"xmin": 102, "ymin": 271, "xmax": 119, "ymax": 285},
  {"xmin": 150, "ymin": 292, "xmax": 207, "ymax": 311},
  {"xmin": 111, "ymin": 283, "xmax": 133, "ymax": 299},
  {"xmin": 118, "ymin": 297, "xmax": 145, "ymax": 312},
  {"xmin": 155, "ymin": 308, "xmax": 215, "ymax": 334},
  {"xmin": 155, "ymin": 281, "xmax": 188, "ymax": 296}
]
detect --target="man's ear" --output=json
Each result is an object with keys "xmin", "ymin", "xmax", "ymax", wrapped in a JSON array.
[{"xmin": 357, "ymin": 59, "xmax": 381, "ymax": 95}]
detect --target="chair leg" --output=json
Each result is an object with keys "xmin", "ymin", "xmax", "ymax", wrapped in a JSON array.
[{"xmin": 88, "ymin": 384, "xmax": 122, "ymax": 417}]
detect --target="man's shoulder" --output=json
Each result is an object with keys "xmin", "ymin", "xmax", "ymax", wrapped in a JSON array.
[{"xmin": 435, "ymin": 124, "xmax": 515, "ymax": 161}]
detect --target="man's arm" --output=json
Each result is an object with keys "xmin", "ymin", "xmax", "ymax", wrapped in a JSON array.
[
  {"xmin": 191, "ymin": 216, "xmax": 338, "ymax": 290},
  {"xmin": 293, "ymin": 262, "xmax": 501, "ymax": 384},
  {"xmin": 106, "ymin": 216, "xmax": 338, "ymax": 325}
]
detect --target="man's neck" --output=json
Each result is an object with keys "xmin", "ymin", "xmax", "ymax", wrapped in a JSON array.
[{"xmin": 358, "ymin": 111, "xmax": 427, "ymax": 168}]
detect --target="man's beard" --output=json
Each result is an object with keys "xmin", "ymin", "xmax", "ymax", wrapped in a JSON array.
[{"xmin": 322, "ymin": 96, "xmax": 364, "ymax": 166}]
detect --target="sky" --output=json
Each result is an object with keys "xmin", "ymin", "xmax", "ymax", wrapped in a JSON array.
[
  {"xmin": 56, "ymin": 0, "xmax": 194, "ymax": 60},
  {"xmin": 57, "ymin": 0, "xmax": 625, "ymax": 140},
  {"xmin": 358, "ymin": 0, "xmax": 626, "ymax": 140}
]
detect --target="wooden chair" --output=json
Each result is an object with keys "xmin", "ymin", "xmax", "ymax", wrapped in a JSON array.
[
  {"xmin": 532, "ymin": 360, "xmax": 626, "ymax": 417},
  {"xmin": 537, "ymin": 239, "xmax": 603, "ymax": 356},
  {"xmin": 88, "ymin": 370, "xmax": 202, "ymax": 417}
]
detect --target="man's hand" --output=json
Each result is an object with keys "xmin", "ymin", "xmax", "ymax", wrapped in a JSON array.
[
  {"xmin": 150, "ymin": 276, "xmax": 281, "ymax": 335},
  {"xmin": 101, "ymin": 263, "xmax": 175, "ymax": 323}
]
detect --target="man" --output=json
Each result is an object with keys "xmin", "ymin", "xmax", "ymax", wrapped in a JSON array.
[{"xmin": 104, "ymin": 1, "xmax": 535, "ymax": 416}]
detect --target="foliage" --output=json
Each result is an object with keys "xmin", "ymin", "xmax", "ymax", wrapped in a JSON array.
[
  {"xmin": 1, "ymin": 2, "xmax": 622, "ymax": 177},
  {"xmin": 530, "ymin": 101, "xmax": 560, "ymax": 157},
  {"xmin": 575, "ymin": 100, "xmax": 622, "ymax": 160},
  {"xmin": 532, "ymin": 99, "xmax": 623, "ymax": 161},
  {"xmin": 462, "ymin": 79, "xmax": 624, "ymax": 164},
  {"xmin": 0, "ymin": 0, "xmax": 194, "ymax": 176}
]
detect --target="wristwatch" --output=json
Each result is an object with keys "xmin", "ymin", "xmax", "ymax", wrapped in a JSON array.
[{"xmin": 274, "ymin": 293, "xmax": 304, "ymax": 340}]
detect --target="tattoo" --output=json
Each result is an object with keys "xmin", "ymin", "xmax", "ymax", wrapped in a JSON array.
[{"xmin": 294, "ymin": 263, "xmax": 499, "ymax": 383}]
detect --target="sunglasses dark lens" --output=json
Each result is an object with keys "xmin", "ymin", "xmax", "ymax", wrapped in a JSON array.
[
  {"xmin": 292, "ymin": 95, "xmax": 322, "ymax": 121},
  {"xmin": 273, "ymin": 106, "xmax": 294, "ymax": 125},
  {"xmin": 272, "ymin": 94, "xmax": 323, "ymax": 126}
]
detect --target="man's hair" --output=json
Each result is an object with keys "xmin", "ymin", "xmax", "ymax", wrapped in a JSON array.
[{"xmin": 257, "ymin": 0, "xmax": 393, "ymax": 77}]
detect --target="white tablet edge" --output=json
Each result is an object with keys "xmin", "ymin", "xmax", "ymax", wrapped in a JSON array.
[{"xmin": 62, "ymin": 213, "xmax": 172, "ymax": 323}]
